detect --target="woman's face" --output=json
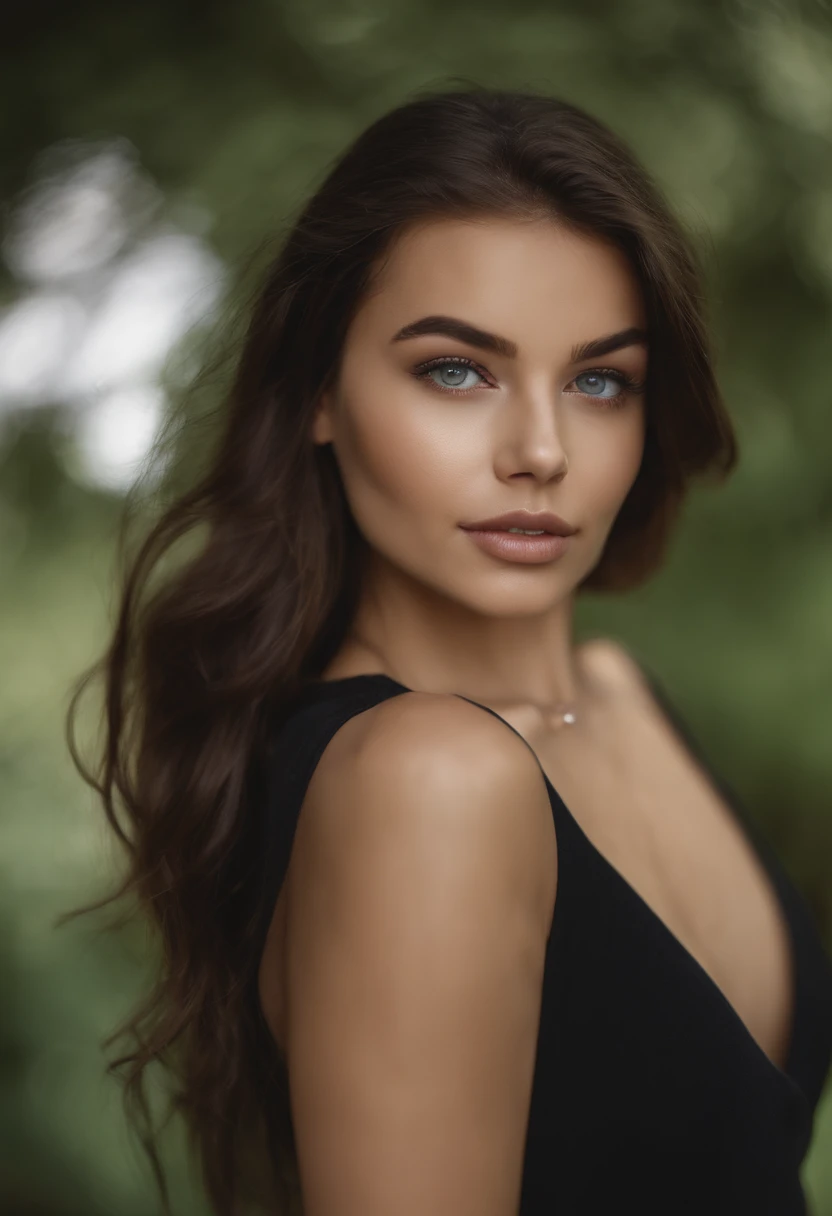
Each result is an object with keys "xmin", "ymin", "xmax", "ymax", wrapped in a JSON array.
[{"xmin": 312, "ymin": 214, "xmax": 648, "ymax": 619}]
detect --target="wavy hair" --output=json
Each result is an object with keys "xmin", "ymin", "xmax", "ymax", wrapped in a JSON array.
[{"xmin": 64, "ymin": 85, "xmax": 738, "ymax": 1216}]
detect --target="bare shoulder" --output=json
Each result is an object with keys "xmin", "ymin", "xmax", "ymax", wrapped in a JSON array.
[
  {"xmin": 355, "ymin": 687, "xmax": 550, "ymax": 781},
  {"xmin": 316, "ymin": 685, "xmax": 546, "ymax": 769},
  {"xmin": 298, "ymin": 689, "xmax": 557, "ymax": 932}
]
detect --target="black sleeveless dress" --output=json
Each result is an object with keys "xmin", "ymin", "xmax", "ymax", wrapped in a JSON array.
[{"xmin": 254, "ymin": 667, "xmax": 832, "ymax": 1214}]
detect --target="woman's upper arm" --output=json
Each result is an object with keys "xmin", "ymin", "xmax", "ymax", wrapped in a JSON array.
[{"xmin": 280, "ymin": 693, "xmax": 557, "ymax": 1216}]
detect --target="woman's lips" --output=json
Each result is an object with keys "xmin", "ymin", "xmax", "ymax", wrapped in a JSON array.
[
  {"xmin": 459, "ymin": 510, "xmax": 576, "ymax": 535},
  {"xmin": 461, "ymin": 527, "xmax": 573, "ymax": 564}
]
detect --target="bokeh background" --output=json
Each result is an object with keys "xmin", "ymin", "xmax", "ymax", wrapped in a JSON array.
[{"xmin": 2, "ymin": 0, "xmax": 832, "ymax": 1212}]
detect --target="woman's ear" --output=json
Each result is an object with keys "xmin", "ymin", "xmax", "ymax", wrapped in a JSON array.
[{"xmin": 310, "ymin": 389, "xmax": 335, "ymax": 445}]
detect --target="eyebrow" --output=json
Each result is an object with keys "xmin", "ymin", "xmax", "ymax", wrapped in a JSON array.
[{"xmin": 390, "ymin": 315, "xmax": 649, "ymax": 363}]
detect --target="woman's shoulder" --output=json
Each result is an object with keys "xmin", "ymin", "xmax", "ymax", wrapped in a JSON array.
[
  {"xmin": 296, "ymin": 686, "xmax": 558, "ymax": 924},
  {"xmin": 309, "ymin": 686, "xmax": 551, "ymax": 814}
]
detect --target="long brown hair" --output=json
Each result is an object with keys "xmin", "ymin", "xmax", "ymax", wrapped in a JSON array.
[{"xmin": 64, "ymin": 85, "xmax": 738, "ymax": 1216}]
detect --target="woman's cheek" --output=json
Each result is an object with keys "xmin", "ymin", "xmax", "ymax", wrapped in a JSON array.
[
  {"xmin": 355, "ymin": 386, "xmax": 478, "ymax": 502},
  {"xmin": 586, "ymin": 419, "xmax": 645, "ymax": 516}
]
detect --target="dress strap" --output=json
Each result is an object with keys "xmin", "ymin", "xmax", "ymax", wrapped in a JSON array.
[{"xmin": 254, "ymin": 678, "xmax": 409, "ymax": 955}]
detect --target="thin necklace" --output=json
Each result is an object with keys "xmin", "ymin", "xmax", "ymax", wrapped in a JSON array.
[{"xmin": 343, "ymin": 635, "xmax": 582, "ymax": 727}]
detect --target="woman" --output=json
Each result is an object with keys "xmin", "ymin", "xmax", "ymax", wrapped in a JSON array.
[{"xmin": 68, "ymin": 87, "xmax": 832, "ymax": 1215}]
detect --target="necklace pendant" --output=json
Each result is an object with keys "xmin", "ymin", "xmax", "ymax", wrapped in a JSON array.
[{"xmin": 548, "ymin": 703, "xmax": 577, "ymax": 727}]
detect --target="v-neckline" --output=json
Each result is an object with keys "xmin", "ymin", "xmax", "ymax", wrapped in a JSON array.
[
  {"xmin": 303, "ymin": 668, "xmax": 804, "ymax": 1094},
  {"xmin": 538, "ymin": 770, "xmax": 802, "ymax": 1092}
]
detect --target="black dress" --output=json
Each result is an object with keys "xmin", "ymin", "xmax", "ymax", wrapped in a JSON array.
[{"xmin": 254, "ymin": 667, "xmax": 832, "ymax": 1214}]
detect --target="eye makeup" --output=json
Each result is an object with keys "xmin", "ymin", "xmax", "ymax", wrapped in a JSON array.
[{"xmin": 410, "ymin": 354, "xmax": 646, "ymax": 409}]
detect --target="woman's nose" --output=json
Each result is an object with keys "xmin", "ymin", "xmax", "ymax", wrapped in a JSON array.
[{"xmin": 500, "ymin": 389, "xmax": 570, "ymax": 483}]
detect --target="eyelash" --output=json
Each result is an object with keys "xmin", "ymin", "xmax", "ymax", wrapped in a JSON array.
[{"xmin": 411, "ymin": 355, "xmax": 646, "ymax": 408}]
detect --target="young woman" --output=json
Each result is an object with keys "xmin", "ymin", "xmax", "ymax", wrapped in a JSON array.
[{"xmin": 69, "ymin": 88, "xmax": 832, "ymax": 1215}]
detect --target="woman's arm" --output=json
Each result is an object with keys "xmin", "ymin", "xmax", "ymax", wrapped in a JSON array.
[{"xmin": 277, "ymin": 692, "xmax": 558, "ymax": 1216}]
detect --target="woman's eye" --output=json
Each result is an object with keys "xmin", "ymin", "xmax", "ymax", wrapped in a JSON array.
[
  {"xmin": 572, "ymin": 370, "xmax": 628, "ymax": 400},
  {"xmin": 414, "ymin": 360, "xmax": 641, "ymax": 403},
  {"xmin": 420, "ymin": 360, "xmax": 487, "ymax": 391}
]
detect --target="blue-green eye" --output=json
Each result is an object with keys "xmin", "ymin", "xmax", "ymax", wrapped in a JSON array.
[
  {"xmin": 574, "ymin": 370, "xmax": 628, "ymax": 399},
  {"xmin": 570, "ymin": 367, "xmax": 645, "ymax": 406},
  {"xmin": 412, "ymin": 356, "xmax": 644, "ymax": 406},
  {"xmin": 412, "ymin": 356, "xmax": 490, "ymax": 394}
]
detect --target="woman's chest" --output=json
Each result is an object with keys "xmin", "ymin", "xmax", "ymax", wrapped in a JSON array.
[{"xmin": 509, "ymin": 692, "xmax": 794, "ymax": 1073}]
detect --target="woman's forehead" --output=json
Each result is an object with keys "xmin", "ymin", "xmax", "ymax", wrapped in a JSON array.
[{"xmin": 356, "ymin": 216, "xmax": 647, "ymax": 351}]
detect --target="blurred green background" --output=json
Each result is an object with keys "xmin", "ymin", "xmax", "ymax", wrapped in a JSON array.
[{"xmin": 2, "ymin": 0, "xmax": 832, "ymax": 1212}]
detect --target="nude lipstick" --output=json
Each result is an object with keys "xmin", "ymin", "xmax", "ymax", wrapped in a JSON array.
[{"xmin": 459, "ymin": 510, "xmax": 577, "ymax": 565}]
